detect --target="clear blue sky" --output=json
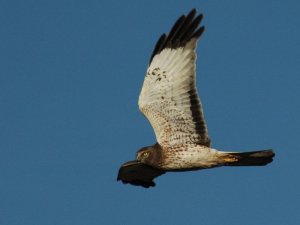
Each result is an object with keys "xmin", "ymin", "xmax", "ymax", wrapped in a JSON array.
[{"xmin": 1, "ymin": 0, "xmax": 299, "ymax": 224}]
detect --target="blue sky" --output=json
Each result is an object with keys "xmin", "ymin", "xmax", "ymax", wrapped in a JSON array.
[{"xmin": 1, "ymin": 0, "xmax": 299, "ymax": 224}]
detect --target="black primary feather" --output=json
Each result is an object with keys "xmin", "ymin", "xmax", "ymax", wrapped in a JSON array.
[
  {"xmin": 149, "ymin": 8, "xmax": 205, "ymax": 64},
  {"xmin": 117, "ymin": 160, "xmax": 165, "ymax": 188}
]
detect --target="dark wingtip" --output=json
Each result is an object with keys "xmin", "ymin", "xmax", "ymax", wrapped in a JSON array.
[
  {"xmin": 129, "ymin": 180, "xmax": 156, "ymax": 188},
  {"xmin": 117, "ymin": 169, "xmax": 155, "ymax": 188},
  {"xmin": 117, "ymin": 178, "xmax": 156, "ymax": 188},
  {"xmin": 149, "ymin": 8, "xmax": 205, "ymax": 64},
  {"xmin": 117, "ymin": 160, "xmax": 165, "ymax": 188},
  {"xmin": 192, "ymin": 26, "xmax": 205, "ymax": 39}
]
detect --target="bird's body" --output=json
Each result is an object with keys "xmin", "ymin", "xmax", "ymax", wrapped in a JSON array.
[
  {"xmin": 162, "ymin": 145, "xmax": 220, "ymax": 170},
  {"xmin": 117, "ymin": 9, "xmax": 275, "ymax": 188},
  {"xmin": 137, "ymin": 144, "xmax": 273, "ymax": 171},
  {"xmin": 139, "ymin": 144, "xmax": 219, "ymax": 170}
]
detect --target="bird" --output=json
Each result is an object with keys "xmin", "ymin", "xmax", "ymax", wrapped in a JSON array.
[{"xmin": 117, "ymin": 9, "xmax": 275, "ymax": 188}]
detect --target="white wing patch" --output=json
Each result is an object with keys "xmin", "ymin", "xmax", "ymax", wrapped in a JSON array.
[{"xmin": 139, "ymin": 39, "xmax": 209, "ymax": 147}]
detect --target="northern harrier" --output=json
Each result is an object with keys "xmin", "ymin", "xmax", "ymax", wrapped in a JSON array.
[{"xmin": 117, "ymin": 9, "xmax": 275, "ymax": 188}]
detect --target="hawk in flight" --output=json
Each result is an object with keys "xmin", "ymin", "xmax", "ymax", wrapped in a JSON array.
[{"xmin": 117, "ymin": 9, "xmax": 275, "ymax": 188}]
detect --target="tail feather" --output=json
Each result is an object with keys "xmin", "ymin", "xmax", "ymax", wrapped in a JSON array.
[{"xmin": 223, "ymin": 150, "xmax": 275, "ymax": 166}]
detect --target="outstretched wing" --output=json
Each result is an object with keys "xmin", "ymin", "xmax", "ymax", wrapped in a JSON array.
[
  {"xmin": 138, "ymin": 9, "xmax": 210, "ymax": 147},
  {"xmin": 117, "ymin": 160, "xmax": 165, "ymax": 188}
]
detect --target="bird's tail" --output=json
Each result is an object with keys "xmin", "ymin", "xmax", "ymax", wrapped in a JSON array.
[{"xmin": 221, "ymin": 150, "xmax": 275, "ymax": 166}]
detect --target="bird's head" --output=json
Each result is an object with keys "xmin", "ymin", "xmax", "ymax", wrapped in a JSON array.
[{"xmin": 136, "ymin": 144, "xmax": 162, "ymax": 166}]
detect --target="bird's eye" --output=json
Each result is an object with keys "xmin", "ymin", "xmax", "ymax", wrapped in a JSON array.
[{"xmin": 142, "ymin": 152, "xmax": 149, "ymax": 158}]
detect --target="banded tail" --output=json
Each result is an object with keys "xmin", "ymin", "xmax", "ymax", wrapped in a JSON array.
[{"xmin": 222, "ymin": 150, "xmax": 275, "ymax": 166}]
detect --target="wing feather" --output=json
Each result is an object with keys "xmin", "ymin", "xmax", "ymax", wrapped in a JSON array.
[
  {"xmin": 117, "ymin": 160, "xmax": 165, "ymax": 188},
  {"xmin": 139, "ymin": 9, "xmax": 210, "ymax": 147}
]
